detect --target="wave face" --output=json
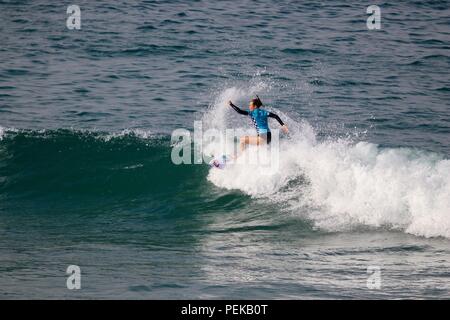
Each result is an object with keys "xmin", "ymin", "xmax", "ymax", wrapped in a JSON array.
[{"xmin": 202, "ymin": 86, "xmax": 450, "ymax": 239}]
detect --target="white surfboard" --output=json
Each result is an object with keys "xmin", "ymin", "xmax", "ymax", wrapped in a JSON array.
[{"xmin": 209, "ymin": 154, "xmax": 233, "ymax": 169}]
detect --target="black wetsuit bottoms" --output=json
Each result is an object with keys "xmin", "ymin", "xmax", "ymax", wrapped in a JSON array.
[{"xmin": 259, "ymin": 131, "xmax": 272, "ymax": 144}]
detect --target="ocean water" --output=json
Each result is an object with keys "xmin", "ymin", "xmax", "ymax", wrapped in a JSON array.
[{"xmin": 0, "ymin": 0, "xmax": 449, "ymax": 299}]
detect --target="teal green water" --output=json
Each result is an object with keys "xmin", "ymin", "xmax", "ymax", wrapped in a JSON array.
[
  {"xmin": 1, "ymin": 128, "xmax": 449, "ymax": 299},
  {"xmin": 1, "ymin": 1, "xmax": 450, "ymax": 298}
]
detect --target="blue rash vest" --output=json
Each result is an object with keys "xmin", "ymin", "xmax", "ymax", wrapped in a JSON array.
[{"xmin": 249, "ymin": 109, "xmax": 270, "ymax": 134}]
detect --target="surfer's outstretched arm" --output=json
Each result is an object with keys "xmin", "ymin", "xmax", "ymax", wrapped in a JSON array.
[
  {"xmin": 228, "ymin": 101, "xmax": 249, "ymax": 115},
  {"xmin": 268, "ymin": 112, "xmax": 284, "ymax": 125},
  {"xmin": 268, "ymin": 112, "xmax": 289, "ymax": 133}
]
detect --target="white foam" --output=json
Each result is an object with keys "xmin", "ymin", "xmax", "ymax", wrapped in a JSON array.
[
  {"xmin": 101, "ymin": 128, "xmax": 153, "ymax": 141},
  {"xmin": 0, "ymin": 126, "xmax": 19, "ymax": 140},
  {"xmin": 203, "ymin": 85, "xmax": 450, "ymax": 239}
]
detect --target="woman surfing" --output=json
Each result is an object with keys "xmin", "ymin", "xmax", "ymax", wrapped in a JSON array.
[{"xmin": 228, "ymin": 96, "xmax": 288, "ymax": 152}]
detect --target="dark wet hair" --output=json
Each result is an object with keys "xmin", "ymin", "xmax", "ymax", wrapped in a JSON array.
[{"xmin": 251, "ymin": 97, "xmax": 263, "ymax": 108}]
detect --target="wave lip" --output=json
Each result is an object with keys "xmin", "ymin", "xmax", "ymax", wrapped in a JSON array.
[
  {"xmin": 0, "ymin": 126, "xmax": 155, "ymax": 142},
  {"xmin": 100, "ymin": 128, "xmax": 154, "ymax": 141}
]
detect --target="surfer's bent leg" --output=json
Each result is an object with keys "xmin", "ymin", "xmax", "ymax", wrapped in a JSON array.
[{"xmin": 240, "ymin": 136, "xmax": 266, "ymax": 151}]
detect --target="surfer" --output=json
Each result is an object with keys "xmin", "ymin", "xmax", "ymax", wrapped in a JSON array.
[{"xmin": 228, "ymin": 96, "xmax": 288, "ymax": 151}]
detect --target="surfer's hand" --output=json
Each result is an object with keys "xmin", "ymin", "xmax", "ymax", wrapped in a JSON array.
[
  {"xmin": 228, "ymin": 100, "xmax": 233, "ymax": 107},
  {"xmin": 282, "ymin": 125, "xmax": 289, "ymax": 134}
]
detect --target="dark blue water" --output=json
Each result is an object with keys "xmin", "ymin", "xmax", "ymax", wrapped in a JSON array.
[{"xmin": 0, "ymin": 1, "xmax": 449, "ymax": 299}]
